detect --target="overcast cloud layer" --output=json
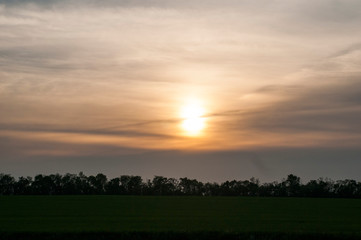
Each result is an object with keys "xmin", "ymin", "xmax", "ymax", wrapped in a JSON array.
[{"xmin": 1, "ymin": 0, "xmax": 361, "ymax": 181}]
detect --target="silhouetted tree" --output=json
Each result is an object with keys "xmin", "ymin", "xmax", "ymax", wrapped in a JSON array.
[
  {"xmin": 281, "ymin": 174, "xmax": 301, "ymax": 197},
  {"xmin": 152, "ymin": 176, "xmax": 178, "ymax": 195},
  {"xmin": 259, "ymin": 182, "xmax": 278, "ymax": 197},
  {"xmin": 32, "ymin": 174, "xmax": 56, "ymax": 195},
  {"xmin": 203, "ymin": 182, "xmax": 220, "ymax": 196},
  {"xmin": 117, "ymin": 175, "xmax": 143, "ymax": 195},
  {"xmin": 1, "ymin": 172, "xmax": 361, "ymax": 198},
  {"xmin": 334, "ymin": 179, "xmax": 358, "ymax": 198},
  {"xmin": 106, "ymin": 177, "xmax": 122, "ymax": 194},
  {"xmin": 179, "ymin": 178, "xmax": 203, "ymax": 195},
  {"xmin": 14, "ymin": 176, "xmax": 32, "ymax": 195},
  {"xmin": 88, "ymin": 173, "xmax": 107, "ymax": 194},
  {"xmin": 0, "ymin": 174, "xmax": 15, "ymax": 195},
  {"xmin": 61, "ymin": 173, "xmax": 80, "ymax": 194},
  {"xmin": 304, "ymin": 178, "xmax": 334, "ymax": 198}
]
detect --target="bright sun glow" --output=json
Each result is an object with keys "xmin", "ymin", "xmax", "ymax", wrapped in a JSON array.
[{"xmin": 180, "ymin": 100, "xmax": 206, "ymax": 136}]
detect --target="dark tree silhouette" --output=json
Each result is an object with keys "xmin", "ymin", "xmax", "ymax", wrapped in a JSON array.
[
  {"xmin": 1, "ymin": 172, "xmax": 361, "ymax": 198},
  {"xmin": 282, "ymin": 174, "xmax": 301, "ymax": 197},
  {"xmin": 179, "ymin": 178, "xmax": 203, "ymax": 195},
  {"xmin": 0, "ymin": 174, "xmax": 15, "ymax": 195},
  {"xmin": 14, "ymin": 176, "xmax": 32, "ymax": 195}
]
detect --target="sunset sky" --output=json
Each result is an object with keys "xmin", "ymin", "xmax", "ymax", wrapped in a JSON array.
[{"xmin": 1, "ymin": 0, "xmax": 361, "ymax": 182}]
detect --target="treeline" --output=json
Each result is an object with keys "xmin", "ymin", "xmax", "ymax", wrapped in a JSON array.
[{"xmin": 1, "ymin": 173, "xmax": 361, "ymax": 198}]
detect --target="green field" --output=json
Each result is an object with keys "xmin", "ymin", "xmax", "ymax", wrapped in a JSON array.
[{"xmin": 1, "ymin": 196, "xmax": 361, "ymax": 239}]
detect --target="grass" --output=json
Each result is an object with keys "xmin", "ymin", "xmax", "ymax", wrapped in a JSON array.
[{"xmin": 1, "ymin": 196, "xmax": 361, "ymax": 239}]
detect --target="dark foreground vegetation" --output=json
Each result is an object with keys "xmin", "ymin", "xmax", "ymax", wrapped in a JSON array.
[
  {"xmin": 1, "ymin": 196, "xmax": 361, "ymax": 240},
  {"xmin": 1, "ymin": 231, "xmax": 361, "ymax": 240},
  {"xmin": 1, "ymin": 173, "xmax": 361, "ymax": 198}
]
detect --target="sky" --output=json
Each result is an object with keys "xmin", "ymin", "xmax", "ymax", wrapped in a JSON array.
[{"xmin": 1, "ymin": 0, "xmax": 361, "ymax": 182}]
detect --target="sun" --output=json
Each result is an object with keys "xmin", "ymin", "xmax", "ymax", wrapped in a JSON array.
[{"xmin": 180, "ymin": 100, "xmax": 206, "ymax": 136}]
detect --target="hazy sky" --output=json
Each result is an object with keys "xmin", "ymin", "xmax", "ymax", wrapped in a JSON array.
[{"xmin": 1, "ymin": 0, "xmax": 361, "ymax": 182}]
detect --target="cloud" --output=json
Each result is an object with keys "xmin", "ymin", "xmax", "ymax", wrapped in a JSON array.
[
  {"xmin": 218, "ymin": 47, "xmax": 361, "ymax": 147},
  {"xmin": 1, "ymin": 1, "xmax": 361, "ymax": 183},
  {"xmin": 1, "ymin": 0, "xmax": 361, "ymax": 156}
]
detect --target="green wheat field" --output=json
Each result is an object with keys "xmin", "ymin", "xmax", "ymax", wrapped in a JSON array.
[{"xmin": 1, "ymin": 196, "xmax": 361, "ymax": 240}]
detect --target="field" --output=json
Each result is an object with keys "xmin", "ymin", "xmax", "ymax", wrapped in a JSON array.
[{"xmin": 1, "ymin": 196, "xmax": 361, "ymax": 239}]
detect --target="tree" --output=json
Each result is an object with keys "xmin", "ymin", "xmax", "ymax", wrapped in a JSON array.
[
  {"xmin": 1, "ymin": 172, "xmax": 361, "ymax": 198},
  {"xmin": 128, "ymin": 176, "xmax": 143, "ymax": 195},
  {"xmin": 203, "ymin": 182, "xmax": 220, "ymax": 196},
  {"xmin": 0, "ymin": 174, "xmax": 15, "ymax": 195},
  {"xmin": 179, "ymin": 178, "xmax": 203, "ymax": 195},
  {"xmin": 14, "ymin": 176, "xmax": 32, "ymax": 195},
  {"xmin": 118, "ymin": 175, "xmax": 143, "ymax": 195},
  {"xmin": 88, "ymin": 173, "xmax": 108, "ymax": 194},
  {"xmin": 304, "ymin": 178, "xmax": 334, "ymax": 198},
  {"xmin": 61, "ymin": 173, "xmax": 79, "ymax": 194},
  {"xmin": 106, "ymin": 177, "xmax": 122, "ymax": 195},
  {"xmin": 32, "ymin": 174, "xmax": 57, "ymax": 195},
  {"xmin": 334, "ymin": 179, "xmax": 358, "ymax": 198},
  {"xmin": 152, "ymin": 176, "xmax": 177, "ymax": 195},
  {"xmin": 281, "ymin": 174, "xmax": 301, "ymax": 197}
]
